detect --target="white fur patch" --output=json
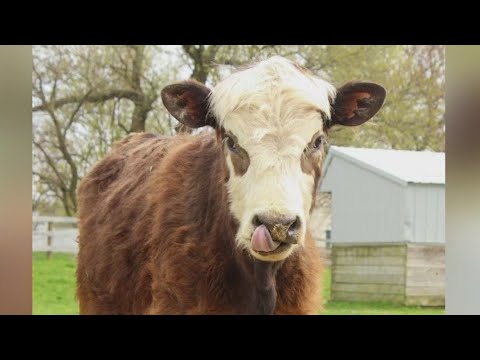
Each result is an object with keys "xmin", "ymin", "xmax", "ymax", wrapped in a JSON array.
[
  {"xmin": 209, "ymin": 56, "xmax": 335, "ymax": 261},
  {"xmin": 209, "ymin": 56, "xmax": 336, "ymax": 125}
]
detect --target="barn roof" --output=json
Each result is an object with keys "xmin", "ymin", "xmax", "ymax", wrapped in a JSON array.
[{"xmin": 323, "ymin": 146, "xmax": 445, "ymax": 186}]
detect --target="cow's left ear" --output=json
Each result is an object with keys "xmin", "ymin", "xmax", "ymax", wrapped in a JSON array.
[
  {"xmin": 161, "ymin": 80, "xmax": 216, "ymax": 129},
  {"xmin": 330, "ymin": 82, "xmax": 386, "ymax": 127}
]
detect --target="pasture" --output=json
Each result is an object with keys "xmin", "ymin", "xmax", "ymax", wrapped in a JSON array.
[{"xmin": 32, "ymin": 252, "xmax": 444, "ymax": 315}]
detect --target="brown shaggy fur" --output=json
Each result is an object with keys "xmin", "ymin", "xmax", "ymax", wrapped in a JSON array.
[{"xmin": 76, "ymin": 132, "xmax": 323, "ymax": 314}]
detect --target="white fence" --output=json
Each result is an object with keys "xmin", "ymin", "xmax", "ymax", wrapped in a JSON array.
[{"xmin": 32, "ymin": 216, "xmax": 79, "ymax": 255}]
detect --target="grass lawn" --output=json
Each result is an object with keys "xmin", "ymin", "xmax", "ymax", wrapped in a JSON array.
[
  {"xmin": 32, "ymin": 252, "xmax": 444, "ymax": 315},
  {"xmin": 32, "ymin": 252, "xmax": 78, "ymax": 315}
]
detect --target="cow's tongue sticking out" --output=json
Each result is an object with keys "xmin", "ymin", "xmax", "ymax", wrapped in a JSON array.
[{"xmin": 251, "ymin": 225, "xmax": 281, "ymax": 252}]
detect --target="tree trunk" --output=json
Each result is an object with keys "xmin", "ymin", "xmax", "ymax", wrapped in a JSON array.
[
  {"xmin": 192, "ymin": 63, "xmax": 209, "ymax": 84},
  {"xmin": 178, "ymin": 45, "xmax": 220, "ymax": 134},
  {"xmin": 130, "ymin": 102, "xmax": 150, "ymax": 132}
]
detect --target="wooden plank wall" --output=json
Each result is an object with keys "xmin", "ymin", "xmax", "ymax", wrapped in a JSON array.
[
  {"xmin": 405, "ymin": 244, "xmax": 445, "ymax": 306},
  {"xmin": 331, "ymin": 243, "xmax": 445, "ymax": 306},
  {"xmin": 331, "ymin": 244, "xmax": 406, "ymax": 303}
]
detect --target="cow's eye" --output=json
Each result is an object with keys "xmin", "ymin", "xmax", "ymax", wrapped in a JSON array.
[
  {"xmin": 312, "ymin": 136, "xmax": 323, "ymax": 150},
  {"xmin": 226, "ymin": 136, "xmax": 237, "ymax": 151}
]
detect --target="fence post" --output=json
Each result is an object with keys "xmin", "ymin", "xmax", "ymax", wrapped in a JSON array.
[{"xmin": 47, "ymin": 221, "xmax": 53, "ymax": 259}]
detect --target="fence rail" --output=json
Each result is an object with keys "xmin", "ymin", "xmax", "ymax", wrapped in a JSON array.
[
  {"xmin": 33, "ymin": 216, "xmax": 77, "ymax": 224},
  {"xmin": 32, "ymin": 216, "xmax": 79, "ymax": 257}
]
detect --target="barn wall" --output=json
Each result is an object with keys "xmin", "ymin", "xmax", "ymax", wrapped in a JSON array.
[
  {"xmin": 320, "ymin": 157, "xmax": 406, "ymax": 244},
  {"xmin": 405, "ymin": 184, "xmax": 445, "ymax": 243},
  {"xmin": 330, "ymin": 243, "xmax": 445, "ymax": 306}
]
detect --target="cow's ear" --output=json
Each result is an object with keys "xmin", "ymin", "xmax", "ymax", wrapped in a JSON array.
[
  {"xmin": 161, "ymin": 80, "xmax": 216, "ymax": 128},
  {"xmin": 330, "ymin": 82, "xmax": 386, "ymax": 127}
]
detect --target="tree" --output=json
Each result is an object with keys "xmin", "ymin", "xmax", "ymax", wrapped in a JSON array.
[
  {"xmin": 32, "ymin": 45, "xmax": 166, "ymax": 133},
  {"xmin": 32, "ymin": 45, "xmax": 179, "ymax": 214},
  {"xmin": 32, "ymin": 45, "xmax": 445, "ymax": 215}
]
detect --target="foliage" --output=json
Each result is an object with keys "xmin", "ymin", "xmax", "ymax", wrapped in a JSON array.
[
  {"xmin": 32, "ymin": 45, "xmax": 181, "ymax": 214},
  {"xmin": 32, "ymin": 45, "xmax": 445, "ymax": 214}
]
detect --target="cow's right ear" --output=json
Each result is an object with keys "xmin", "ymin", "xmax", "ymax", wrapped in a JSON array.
[
  {"xmin": 329, "ymin": 81, "xmax": 386, "ymax": 128},
  {"xmin": 161, "ymin": 80, "xmax": 216, "ymax": 129}
]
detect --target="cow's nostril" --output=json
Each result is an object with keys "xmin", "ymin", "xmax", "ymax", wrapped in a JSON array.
[
  {"xmin": 253, "ymin": 214, "xmax": 301, "ymax": 244},
  {"xmin": 287, "ymin": 216, "xmax": 301, "ymax": 237},
  {"xmin": 252, "ymin": 215, "xmax": 262, "ymax": 227}
]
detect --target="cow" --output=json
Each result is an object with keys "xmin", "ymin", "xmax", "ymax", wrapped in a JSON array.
[{"xmin": 76, "ymin": 56, "xmax": 386, "ymax": 314}]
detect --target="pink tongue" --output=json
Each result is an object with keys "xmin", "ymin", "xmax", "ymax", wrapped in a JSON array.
[{"xmin": 251, "ymin": 225, "xmax": 281, "ymax": 252}]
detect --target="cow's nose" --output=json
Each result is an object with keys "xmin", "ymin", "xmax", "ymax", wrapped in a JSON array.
[{"xmin": 252, "ymin": 214, "xmax": 301, "ymax": 244}]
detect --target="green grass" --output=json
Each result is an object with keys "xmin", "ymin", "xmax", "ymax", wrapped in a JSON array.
[
  {"xmin": 32, "ymin": 252, "xmax": 79, "ymax": 315},
  {"xmin": 32, "ymin": 252, "xmax": 444, "ymax": 315}
]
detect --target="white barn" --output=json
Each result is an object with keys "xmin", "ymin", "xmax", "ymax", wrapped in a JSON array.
[{"xmin": 320, "ymin": 146, "xmax": 445, "ymax": 306}]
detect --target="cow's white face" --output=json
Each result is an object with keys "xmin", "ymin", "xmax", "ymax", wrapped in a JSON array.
[
  {"xmin": 162, "ymin": 56, "xmax": 386, "ymax": 262},
  {"xmin": 209, "ymin": 57, "xmax": 334, "ymax": 261},
  {"xmin": 218, "ymin": 106, "xmax": 326, "ymax": 261}
]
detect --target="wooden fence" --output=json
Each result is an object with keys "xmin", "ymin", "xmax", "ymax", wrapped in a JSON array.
[{"xmin": 32, "ymin": 216, "xmax": 78, "ymax": 257}]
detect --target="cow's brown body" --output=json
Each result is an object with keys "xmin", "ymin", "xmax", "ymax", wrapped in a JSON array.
[{"xmin": 76, "ymin": 132, "xmax": 323, "ymax": 314}]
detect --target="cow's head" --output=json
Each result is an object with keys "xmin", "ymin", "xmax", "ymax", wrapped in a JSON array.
[{"xmin": 162, "ymin": 56, "xmax": 385, "ymax": 262}]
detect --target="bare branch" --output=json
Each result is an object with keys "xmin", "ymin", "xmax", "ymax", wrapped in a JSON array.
[
  {"xmin": 63, "ymin": 90, "xmax": 92, "ymax": 136},
  {"xmin": 32, "ymin": 89, "xmax": 143, "ymax": 112}
]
